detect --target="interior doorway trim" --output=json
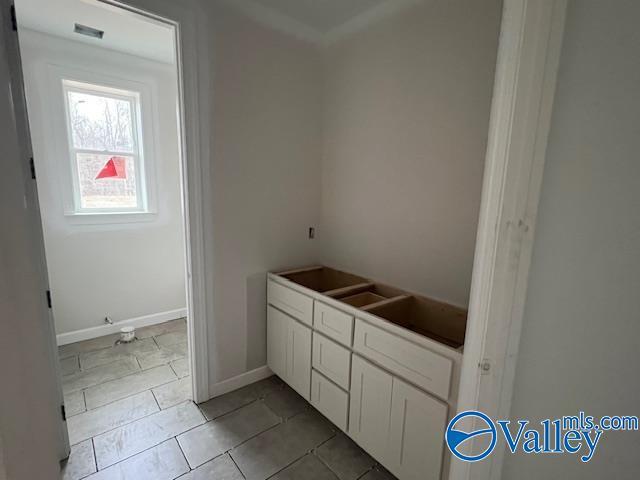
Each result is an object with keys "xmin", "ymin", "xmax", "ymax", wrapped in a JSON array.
[
  {"xmin": 452, "ymin": 1, "xmax": 568, "ymax": 479},
  {"xmin": 97, "ymin": 0, "xmax": 214, "ymax": 404}
]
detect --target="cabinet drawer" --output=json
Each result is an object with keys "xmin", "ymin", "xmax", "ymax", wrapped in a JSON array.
[
  {"xmin": 268, "ymin": 280, "xmax": 313, "ymax": 326},
  {"xmin": 311, "ymin": 370, "xmax": 349, "ymax": 432},
  {"xmin": 313, "ymin": 301, "xmax": 353, "ymax": 347},
  {"xmin": 353, "ymin": 319, "xmax": 452, "ymax": 400},
  {"xmin": 312, "ymin": 333, "xmax": 351, "ymax": 390}
]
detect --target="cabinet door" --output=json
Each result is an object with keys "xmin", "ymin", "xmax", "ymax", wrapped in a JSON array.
[
  {"xmin": 349, "ymin": 355, "xmax": 393, "ymax": 462},
  {"xmin": 287, "ymin": 318, "xmax": 312, "ymax": 400},
  {"xmin": 267, "ymin": 306, "xmax": 287, "ymax": 380},
  {"xmin": 388, "ymin": 378, "xmax": 448, "ymax": 480}
]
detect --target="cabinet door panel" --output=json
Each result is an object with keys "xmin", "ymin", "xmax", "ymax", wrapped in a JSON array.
[
  {"xmin": 267, "ymin": 306, "xmax": 287, "ymax": 380},
  {"xmin": 312, "ymin": 332, "xmax": 351, "ymax": 390},
  {"xmin": 311, "ymin": 370, "xmax": 349, "ymax": 431},
  {"xmin": 388, "ymin": 378, "xmax": 447, "ymax": 480},
  {"xmin": 287, "ymin": 319, "xmax": 312, "ymax": 400},
  {"xmin": 349, "ymin": 355, "xmax": 393, "ymax": 462}
]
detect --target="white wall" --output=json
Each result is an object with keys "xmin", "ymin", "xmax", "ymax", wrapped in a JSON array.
[
  {"xmin": 320, "ymin": 0, "xmax": 502, "ymax": 307},
  {"xmin": 503, "ymin": 1, "xmax": 640, "ymax": 478},
  {"xmin": 204, "ymin": 2, "xmax": 323, "ymax": 379},
  {"xmin": 21, "ymin": 30, "xmax": 186, "ymax": 336}
]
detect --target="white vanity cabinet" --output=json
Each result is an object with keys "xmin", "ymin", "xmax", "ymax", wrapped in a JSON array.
[
  {"xmin": 267, "ymin": 267, "xmax": 466, "ymax": 480},
  {"xmin": 388, "ymin": 378, "xmax": 447, "ymax": 480},
  {"xmin": 349, "ymin": 354, "xmax": 394, "ymax": 462},
  {"xmin": 266, "ymin": 305, "xmax": 288, "ymax": 379},
  {"xmin": 349, "ymin": 355, "xmax": 447, "ymax": 480},
  {"xmin": 266, "ymin": 305, "xmax": 312, "ymax": 400}
]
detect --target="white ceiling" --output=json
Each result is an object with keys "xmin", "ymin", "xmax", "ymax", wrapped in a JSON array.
[
  {"xmin": 221, "ymin": 0, "xmax": 421, "ymax": 45},
  {"xmin": 15, "ymin": 0, "xmax": 175, "ymax": 63},
  {"xmin": 248, "ymin": 0, "xmax": 389, "ymax": 33}
]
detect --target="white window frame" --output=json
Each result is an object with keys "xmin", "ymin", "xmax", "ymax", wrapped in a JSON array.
[
  {"xmin": 62, "ymin": 80, "xmax": 148, "ymax": 214},
  {"xmin": 47, "ymin": 65, "xmax": 158, "ymax": 224}
]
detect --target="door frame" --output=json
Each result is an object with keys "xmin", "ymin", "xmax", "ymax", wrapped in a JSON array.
[
  {"xmin": 452, "ymin": 1, "xmax": 568, "ymax": 480},
  {"xmin": 3, "ymin": 0, "xmax": 569, "ymax": 475},
  {"xmin": 2, "ymin": 0, "xmax": 72, "ymax": 461},
  {"xmin": 94, "ymin": 0, "xmax": 213, "ymax": 404},
  {"xmin": 7, "ymin": 0, "xmax": 213, "ymax": 405}
]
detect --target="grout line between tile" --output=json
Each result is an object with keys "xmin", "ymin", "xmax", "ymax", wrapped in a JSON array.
[
  {"xmin": 200, "ymin": 397, "xmax": 261, "ymax": 422},
  {"xmin": 228, "ymin": 453, "xmax": 247, "ymax": 479},
  {"xmin": 150, "ymin": 387, "xmax": 162, "ymax": 410},
  {"xmin": 173, "ymin": 436, "xmax": 191, "ymax": 476},
  {"xmin": 312, "ymin": 434, "xmax": 343, "ymax": 479},
  {"xmin": 82, "ymin": 366, "xmax": 179, "ymax": 410}
]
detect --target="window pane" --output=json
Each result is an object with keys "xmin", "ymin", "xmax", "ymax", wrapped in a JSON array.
[
  {"xmin": 68, "ymin": 91, "xmax": 134, "ymax": 152},
  {"xmin": 76, "ymin": 153, "xmax": 138, "ymax": 209}
]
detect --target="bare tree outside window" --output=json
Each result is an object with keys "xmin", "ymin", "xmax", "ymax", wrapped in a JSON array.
[{"xmin": 64, "ymin": 82, "xmax": 145, "ymax": 212}]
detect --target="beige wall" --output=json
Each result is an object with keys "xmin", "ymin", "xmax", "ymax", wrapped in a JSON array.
[
  {"xmin": 205, "ymin": 2, "xmax": 323, "ymax": 379},
  {"xmin": 320, "ymin": 0, "xmax": 502, "ymax": 307},
  {"xmin": 201, "ymin": 0, "xmax": 501, "ymax": 385},
  {"xmin": 503, "ymin": 1, "xmax": 640, "ymax": 478},
  {"xmin": 0, "ymin": 4, "xmax": 62, "ymax": 476}
]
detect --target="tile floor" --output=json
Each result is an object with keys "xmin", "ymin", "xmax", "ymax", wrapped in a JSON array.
[{"xmin": 58, "ymin": 318, "xmax": 397, "ymax": 480}]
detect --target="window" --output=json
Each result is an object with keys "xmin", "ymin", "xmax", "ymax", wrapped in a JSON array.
[{"xmin": 63, "ymin": 80, "xmax": 147, "ymax": 213}]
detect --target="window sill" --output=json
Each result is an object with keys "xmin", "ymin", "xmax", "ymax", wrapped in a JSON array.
[{"xmin": 64, "ymin": 211, "xmax": 157, "ymax": 225}]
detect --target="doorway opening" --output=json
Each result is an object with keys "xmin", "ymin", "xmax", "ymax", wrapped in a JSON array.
[{"xmin": 14, "ymin": 0, "xmax": 197, "ymax": 473}]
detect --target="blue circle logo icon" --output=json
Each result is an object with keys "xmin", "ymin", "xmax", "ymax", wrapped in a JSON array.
[{"xmin": 446, "ymin": 411, "xmax": 497, "ymax": 462}]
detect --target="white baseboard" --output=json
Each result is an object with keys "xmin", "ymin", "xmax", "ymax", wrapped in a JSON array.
[
  {"xmin": 56, "ymin": 308, "xmax": 187, "ymax": 346},
  {"xmin": 208, "ymin": 365, "xmax": 273, "ymax": 399}
]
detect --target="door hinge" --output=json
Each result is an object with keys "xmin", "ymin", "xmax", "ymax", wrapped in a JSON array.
[
  {"xmin": 10, "ymin": 5, "xmax": 17, "ymax": 31},
  {"xmin": 46, "ymin": 290, "xmax": 52, "ymax": 309},
  {"xmin": 30, "ymin": 157, "xmax": 36, "ymax": 179},
  {"xmin": 61, "ymin": 404, "xmax": 66, "ymax": 421}
]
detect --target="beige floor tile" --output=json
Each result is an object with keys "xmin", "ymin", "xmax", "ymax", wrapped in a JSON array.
[
  {"xmin": 315, "ymin": 433, "xmax": 376, "ymax": 480},
  {"xmin": 59, "ymin": 334, "xmax": 120, "ymax": 359},
  {"xmin": 67, "ymin": 390, "xmax": 159, "ymax": 445},
  {"xmin": 358, "ymin": 467, "xmax": 398, "ymax": 480},
  {"xmin": 136, "ymin": 318, "xmax": 187, "ymax": 339},
  {"xmin": 197, "ymin": 383, "xmax": 259, "ymax": 421},
  {"xmin": 63, "ymin": 357, "xmax": 140, "ymax": 394},
  {"xmin": 230, "ymin": 410, "xmax": 335, "ymax": 480},
  {"xmin": 138, "ymin": 342, "xmax": 187, "ymax": 370},
  {"xmin": 84, "ymin": 365, "xmax": 176, "ymax": 409},
  {"xmin": 262, "ymin": 384, "xmax": 309, "ymax": 420},
  {"xmin": 170, "ymin": 358, "xmax": 190, "ymax": 378},
  {"xmin": 178, "ymin": 401, "xmax": 280, "ymax": 468},
  {"xmin": 152, "ymin": 376, "xmax": 192, "ymax": 409},
  {"xmin": 64, "ymin": 390, "xmax": 86, "ymax": 417},
  {"xmin": 86, "ymin": 439, "xmax": 189, "ymax": 480},
  {"xmin": 61, "ymin": 356, "xmax": 80, "ymax": 376},
  {"xmin": 197, "ymin": 376, "xmax": 284, "ymax": 421},
  {"xmin": 79, "ymin": 338, "xmax": 158, "ymax": 370},
  {"xmin": 93, "ymin": 401, "xmax": 204, "ymax": 469},
  {"xmin": 176, "ymin": 454, "xmax": 243, "ymax": 480},
  {"xmin": 61, "ymin": 439, "xmax": 96, "ymax": 480},
  {"xmin": 154, "ymin": 331, "xmax": 187, "ymax": 347},
  {"xmin": 271, "ymin": 454, "xmax": 338, "ymax": 480}
]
